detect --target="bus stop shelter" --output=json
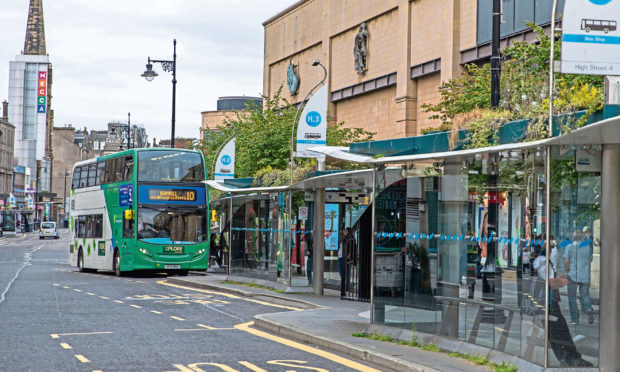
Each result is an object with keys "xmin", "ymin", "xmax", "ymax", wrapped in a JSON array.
[{"xmin": 307, "ymin": 115, "xmax": 619, "ymax": 369}]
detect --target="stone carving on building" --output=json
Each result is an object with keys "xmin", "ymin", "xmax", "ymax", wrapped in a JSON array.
[
  {"xmin": 354, "ymin": 23, "xmax": 368, "ymax": 74},
  {"xmin": 287, "ymin": 60, "xmax": 299, "ymax": 95}
]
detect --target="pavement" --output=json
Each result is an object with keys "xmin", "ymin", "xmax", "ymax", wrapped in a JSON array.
[{"xmin": 168, "ymin": 272, "xmax": 549, "ymax": 372}]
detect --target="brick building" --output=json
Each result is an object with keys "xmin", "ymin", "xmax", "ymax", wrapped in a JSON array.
[
  {"xmin": 262, "ymin": 0, "xmax": 563, "ymax": 140},
  {"xmin": 201, "ymin": 96, "xmax": 262, "ymax": 135}
]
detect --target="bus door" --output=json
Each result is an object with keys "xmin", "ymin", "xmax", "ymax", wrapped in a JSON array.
[{"xmin": 121, "ymin": 209, "xmax": 135, "ymax": 260}]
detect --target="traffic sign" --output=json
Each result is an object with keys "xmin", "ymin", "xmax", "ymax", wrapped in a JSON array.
[{"xmin": 298, "ymin": 206, "xmax": 308, "ymax": 220}]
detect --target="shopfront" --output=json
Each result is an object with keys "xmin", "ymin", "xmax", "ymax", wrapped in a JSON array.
[{"xmin": 366, "ymin": 118, "xmax": 619, "ymax": 368}]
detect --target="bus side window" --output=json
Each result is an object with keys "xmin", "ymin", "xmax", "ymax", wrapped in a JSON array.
[
  {"xmin": 114, "ymin": 158, "xmax": 124, "ymax": 183},
  {"xmin": 97, "ymin": 162, "xmax": 106, "ymax": 185},
  {"xmin": 87, "ymin": 164, "xmax": 97, "ymax": 187},
  {"xmin": 77, "ymin": 215, "xmax": 86, "ymax": 238},
  {"xmin": 123, "ymin": 156, "xmax": 133, "ymax": 181},
  {"xmin": 123, "ymin": 211, "xmax": 134, "ymax": 238},
  {"xmin": 104, "ymin": 160, "xmax": 115, "ymax": 184},
  {"xmin": 79, "ymin": 166, "xmax": 89, "ymax": 188},
  {"xmin": 72, "ymin": 169, "xmax": 80, "ymax": 189},
  {"xmin": 94, "ymin": 214, "xmax": 103, "ymax": 238}
]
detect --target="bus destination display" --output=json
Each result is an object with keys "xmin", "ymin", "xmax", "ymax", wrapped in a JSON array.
[{"xmin": 148, "ymin": 189, "xmax": 196, "ymax": 202}]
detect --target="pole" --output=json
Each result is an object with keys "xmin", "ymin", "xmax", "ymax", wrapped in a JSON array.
[
  {"xmin": 545, "ymin": 1, "xmax": 558, "ymax": 367},
  {"xmin": 127, "ymin": 112, "xmax": 131, "ymax": 149},
  {"xmin": 63, "ymin": 170, "xmax": 68, "ymax": 226},
  {"xmin": 491, "ymin": 0, "xmax": 501, "ymax": 108},
  {"xmin": 171, "ymin": 39, "xmax": 177, "ymax": 149},
  {"xmin": 288, "ymin": 61, "xmax": 327, "ymax": 289},
  {"xmin": 370, "ymin": 166, "xmax": 378, "ymax": 321}
]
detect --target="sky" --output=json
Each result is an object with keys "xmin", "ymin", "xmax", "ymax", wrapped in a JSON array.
[{"xmin": 0, "ymin": 0, "xmax": 296, "ymax": 143}]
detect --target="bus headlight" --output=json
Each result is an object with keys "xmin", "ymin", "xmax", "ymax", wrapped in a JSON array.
[{"xmin": 139, "ymin": 248, "xmax": 152, "ymax": 256}]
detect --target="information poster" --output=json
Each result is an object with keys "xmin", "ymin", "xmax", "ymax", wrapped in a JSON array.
[{"xmin": 324, "ymin": 203, "xmax": 339, "ymax": 251}]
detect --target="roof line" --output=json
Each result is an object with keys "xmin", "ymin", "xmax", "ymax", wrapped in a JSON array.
[{"xmin": 263, "ymin": 0, "xmax": 310, "ymax": 26}]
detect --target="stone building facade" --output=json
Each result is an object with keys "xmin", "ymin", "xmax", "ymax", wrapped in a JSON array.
[
  {"xmin": 0, "ymin": 101, "xmax": 15, "ymax": 201},
  {"xmin": 262, "ymin": 0, "xmax": 561, "ymax": 140},
  {"xmin": 50, "ymin": 126, "xmax": 95, "ymax": 223}
]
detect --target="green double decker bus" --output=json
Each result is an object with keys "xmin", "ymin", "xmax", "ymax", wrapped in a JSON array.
[{"xmin": 68, "ymin": 148, "xmax": 210, "ymax": 276}]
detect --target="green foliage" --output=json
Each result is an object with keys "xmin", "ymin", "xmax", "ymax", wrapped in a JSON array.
[
  {"xmin": 351, "ymin": 332, "xmax": 518, "ymax": 371},
  {"xmin": 220, "ymin": 281, "xmax": 284, "ymax": 293},
  {"xmin": 194, "ymin": 85, "xmax": 374, "ymax": 181},
  {"xmin": 421, "ymin": 343, "xmax": 440, "ymax": 352},
  {"xmin": 421, "ymin": 23, "xmax": 605, "ymax": 147},
  {"xmin": 463, "ymin": 109, "xmax": 513, "ymax": 149},
  {"xmin": 420, "ymin": 123, "xmax": 453, "ymax": 135}
]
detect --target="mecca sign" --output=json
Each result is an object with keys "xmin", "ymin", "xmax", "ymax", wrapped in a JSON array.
[
  {"xmin": 560, "ymin": 0, "xmax": 620, "ymax": 75},
  {"xmin": 38, "ymin": 71, "xmax": 47, "ymax": 113}
]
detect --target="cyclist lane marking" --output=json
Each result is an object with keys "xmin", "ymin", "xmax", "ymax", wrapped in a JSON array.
[
  {"xmin": 157, "ymin": 281, "xmax": 302, "ymax": 311},
  {"xmin": 234, "ymin": 321, "xmax": 381, "ymax": 372}
]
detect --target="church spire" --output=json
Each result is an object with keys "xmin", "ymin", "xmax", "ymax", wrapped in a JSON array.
[{"xmin": 23, "ymin": 0, "xmax": 46, "ymax": 55}]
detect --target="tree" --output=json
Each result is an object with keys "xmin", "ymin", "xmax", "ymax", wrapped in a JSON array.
[
  {"xmin": 421, "ymin": 24, "xmax": 604, "ymax": 147},
  {"xmin": 195, "ymin": 85, "xmax": 375, "ymax": 185}
]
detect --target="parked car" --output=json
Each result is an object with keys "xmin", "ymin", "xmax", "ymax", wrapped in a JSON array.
[{"xmin": 39, "ymin": 221, "xmax": 59, "ymax": 239}]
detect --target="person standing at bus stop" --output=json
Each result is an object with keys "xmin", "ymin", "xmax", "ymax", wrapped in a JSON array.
[
  {"xmin": 305, "ymin": 231, "xmax": 313, "ymax": 286},
  {"xmin": 342, "ymin": 228, "xmax": 357, "ymax": 292}
]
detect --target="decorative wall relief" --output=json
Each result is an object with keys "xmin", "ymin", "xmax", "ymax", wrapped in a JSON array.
[
  {"xmin": 287, "ymin": 60, "xmax": 299, "ymax": 95},
  {"xmin": 354, "ymin": 22, "xmax": 368, "ymax": 74}
]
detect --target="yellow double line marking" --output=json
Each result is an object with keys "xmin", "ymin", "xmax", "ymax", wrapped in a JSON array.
[{"xmin": 235, "ymin": 322, "xmax": 381, "ymax": 372}]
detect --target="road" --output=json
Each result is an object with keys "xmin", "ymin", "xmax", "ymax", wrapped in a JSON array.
[{"xmin": 0, "ymin": 230, "xmax": 386, "ymax": 372}]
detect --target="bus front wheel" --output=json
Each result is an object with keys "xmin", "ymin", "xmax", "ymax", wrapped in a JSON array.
[{"xmin": 113, "ymin": 251, "xmax": 122, "ymax": 277}]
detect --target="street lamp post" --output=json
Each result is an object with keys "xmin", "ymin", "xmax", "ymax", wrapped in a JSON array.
[
  {"xmin": 287, "ymin": 59, "xmax": 327, "ymax": 287},
  {"xmin": 289, "ymin": 59, "xmax": 327, "ymax": 187},
  {"xmin": 127, "ymin": 112, "xmax": 131, "ymax": 149},
  {"xmin": 142, "ymin": 39, "xmax": 177, "ymax": 148}
]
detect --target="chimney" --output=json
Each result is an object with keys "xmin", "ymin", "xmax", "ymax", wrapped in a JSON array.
[{"xmin": 2, "ymin": 100, "xmax": 7, "ymax": 120}]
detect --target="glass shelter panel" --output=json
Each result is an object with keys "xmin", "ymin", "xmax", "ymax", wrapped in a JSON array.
[
  {"xmin": 547, "ymin": 146, "xmax": 600, "ymax": 367},
  {"xmin": 229, "ymin": 193, "xmax": 282, "ymax": 283},
  {"xmin": 371, "ymin": 148, "xmax": 578, "ymax": 366}
]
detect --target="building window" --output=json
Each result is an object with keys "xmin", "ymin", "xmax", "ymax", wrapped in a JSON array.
[
  {"xmin": 477, "ymin": 0, "xmax": 565, "ymax": 45},
  {"xmin": 22, "ymin": 64, "xmax": 38, "ymax": 140}
]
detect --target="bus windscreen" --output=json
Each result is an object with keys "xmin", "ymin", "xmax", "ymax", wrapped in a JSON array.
[{"xmin": 138, "ymin": 151, "xmax": 205, "ymax": 182}]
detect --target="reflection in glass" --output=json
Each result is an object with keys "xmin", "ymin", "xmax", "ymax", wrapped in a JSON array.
[{"xmin": 371, "ymin": 148, "xmax": 598, "ymax": 366}]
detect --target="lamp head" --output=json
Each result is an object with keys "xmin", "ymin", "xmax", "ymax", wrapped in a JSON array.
[
  {"xmin": 312, "ymin": 59, "xmax": 320, "ymax": 66},
  {"xmin": 141, "ymin": 62, "xmax": 158, "ymax": 82}
]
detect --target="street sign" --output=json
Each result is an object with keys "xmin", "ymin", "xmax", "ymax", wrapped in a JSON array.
[
  {"xmin": 561, "ymin": 0, "xmax": 620, "ymax": 75},
  {"xmin": 298, "ymin": 206, "xmax": 308, "ymax": 220}
]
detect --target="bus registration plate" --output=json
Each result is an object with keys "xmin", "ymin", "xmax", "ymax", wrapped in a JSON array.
[
  {"xmin": 164, "ymin": 264, "xmax": 181, "ymax": 269},
  {"xmin": 163, "ymin": 246, "xmax": 184, "ymax": 254}
]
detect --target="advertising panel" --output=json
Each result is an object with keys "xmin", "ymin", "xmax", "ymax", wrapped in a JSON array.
[{"xmin": 325, "ymin": 203, "xmax": 339, "ymax": 251}]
